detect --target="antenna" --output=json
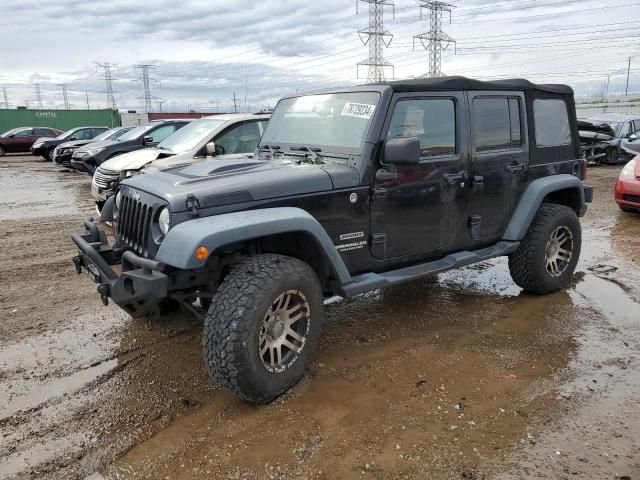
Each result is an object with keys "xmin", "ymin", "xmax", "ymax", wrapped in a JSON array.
[
  {"xmin": 133, "ymin": 64, "xmax": 160, "ymax": 113},
  {"xmin": 95, "ymin": 62, "xmax": 118, "ymax": 109},
  {"xmin": 33, "ymin": 82, "xmax": 43, "ymax": 108},
  {"xmin": 413, "ymin": 1, "xmax": 456, "ymax": 78},
  {"xmin": 357, "ymin": 0, "xmax": 395, "ymax": 83},
  {"xmin": 57, "ymin": 84, "xmax": 70, "ymax": 110}
]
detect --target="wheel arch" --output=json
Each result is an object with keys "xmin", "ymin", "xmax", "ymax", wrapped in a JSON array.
[
  {"xmin": 156, "ymin": 207, "xmax": 352, "ymax": 288},
  {"xmin": 503, "ymin": 174, "xmax": 586, "ymax": 241}
]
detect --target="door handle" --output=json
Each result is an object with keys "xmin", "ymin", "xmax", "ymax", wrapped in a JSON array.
[
  {"xmin": 507, "ymin": 163, "xmax": 525, "ymax": 173},
  {"xmin": 375, "ymin": 169, "xmax": 397, "ymax": 182},
  {"xmin": 443, "ymin": 171, "xmax": 466, "ymax": 185}
]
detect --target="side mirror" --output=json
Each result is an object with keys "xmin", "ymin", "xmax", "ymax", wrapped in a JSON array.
[
  {"xmin": 68, "ymin": 135, "xmax": 77, "ymax": 141},
  {"xmin": 205, "ymin": 141, "xmax": 216, "ymax": 156},
  {"xmin": 629, "ymin": 133, "xmax": 638, "ymax": 142},
  {"xmin": 143, "ymin": 135, "xmax": 153, "ymax": 145},
  {"xmin": 384, "ymin": 137, "xmax": 421, "ymax": 165}
]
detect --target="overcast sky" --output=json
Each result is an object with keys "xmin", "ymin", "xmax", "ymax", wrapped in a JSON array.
[{"xmin": 1, "ymin": 0, "xmax": 639, "ymax": 112}]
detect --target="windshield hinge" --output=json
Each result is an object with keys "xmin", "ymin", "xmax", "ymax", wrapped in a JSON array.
[{"xmin": 186, "ymin": 193, "xmax": 200, "ymax": 218}]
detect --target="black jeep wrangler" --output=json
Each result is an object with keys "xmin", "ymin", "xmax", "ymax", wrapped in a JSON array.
[{"xmin": 72, "ymin": 77, "xmax": 592, "ymax": 403}]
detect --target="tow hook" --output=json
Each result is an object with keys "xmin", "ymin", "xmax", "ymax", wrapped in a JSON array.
[
  {"xmin": 73, "ymin": 255, "xmax": 83, "ymax": 274},
  {"xmin": 97, "ymin": 284, "xmax": 109, "ymax": 306}
]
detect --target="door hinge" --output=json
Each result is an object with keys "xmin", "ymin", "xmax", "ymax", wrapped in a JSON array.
[
  {"xmin": 373, "ymin": 187, "xmax": 387, "ymax": 199},
  {"xmin": 469, "ymin": 215, "xmax": 482, "ymax": 240},
  {"xmin": 370, "ymin": 233, "xmax": 387, "ymax": 259}
]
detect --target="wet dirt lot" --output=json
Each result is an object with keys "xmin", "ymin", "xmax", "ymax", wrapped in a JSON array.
[{"xmin": 1, "ymin": 154, "xmax": 639, "ymax": 480}]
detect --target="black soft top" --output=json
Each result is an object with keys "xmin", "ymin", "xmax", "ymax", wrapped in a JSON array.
[{"xmin": 379, "ymin": 76, "xmax": 573, "ymax": 95}]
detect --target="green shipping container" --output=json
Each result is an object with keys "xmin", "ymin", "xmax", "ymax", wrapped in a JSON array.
[{"xmin": 0, "ymin": 109, "xmax": 121, "ymax": 133}]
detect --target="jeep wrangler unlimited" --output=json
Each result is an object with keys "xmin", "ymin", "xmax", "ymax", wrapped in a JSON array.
[{"xmin": 72, "ymin": 77, "xmax": 592, "ymax": 403}]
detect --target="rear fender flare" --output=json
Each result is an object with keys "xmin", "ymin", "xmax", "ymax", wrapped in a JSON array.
[
  {"xmin": 503, "ymin": 174, "xmax": 586, "ymax": 241},
  {"xmin": 155, "ymin": 207, "xmax": 352, "ymax": 284}
]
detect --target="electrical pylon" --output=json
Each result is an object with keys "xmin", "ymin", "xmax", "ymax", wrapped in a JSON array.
[
  {"xmin": 2, "ymin": 87, "xmax": 8, "ymax": 109},
  {"xmin": 95, "ymin": 62, "xmax": 118, "ymax": 109},
  {"xmin": 33, "ymin": 82, "xmax": 43, "ymax": 108},
  {"xmin": 413, "ymin": 1, "xmax": 456, "ymax": 78},
  {"xmin": 133, "ymin": 64, "xmax": 160, "ymax": 113},
  {"xmin": 357, "ymin": 0, "xmax": 395, "ymax": 83},
  {"xmin": 57, "ymin": 84, "xmax": 70, "ymax": 109}
]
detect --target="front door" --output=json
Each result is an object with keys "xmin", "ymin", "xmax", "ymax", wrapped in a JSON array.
[
  {"xmin": 370, "ymin": 92, "xmax": 469, "ymax": 259},
  {"xmin": 469, "ymin": 93, "xmax": 528, "ymax": 239},
  {"xmin": 7, "ymin": 128, "xmax": 34, "ymax": 152}
]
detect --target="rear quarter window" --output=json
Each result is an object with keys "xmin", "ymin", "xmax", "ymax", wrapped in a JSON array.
[{"xmin": 533, "ymin": 99, "xmax": 571, "ymax": 147}]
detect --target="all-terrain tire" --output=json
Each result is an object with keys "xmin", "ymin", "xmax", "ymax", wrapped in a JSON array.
[
  {"xmin": 203, "ymin": 254, "xmax": 324, "ymax": 403},
  {"xmin": 508, "ymin": 203, "xmax": 581, "ymax": 295}
]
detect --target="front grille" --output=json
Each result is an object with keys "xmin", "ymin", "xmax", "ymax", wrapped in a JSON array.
[
  {"xmin": 94, "ymin": 169, "xmax": 119, "ymax": 189},
  {"xmin": 117, "ymin": 194, "xmax": 156, "ymax": 257},
  {"xmin": 623, "ymin": 194, "xmax": 640, "ymax": 204}
]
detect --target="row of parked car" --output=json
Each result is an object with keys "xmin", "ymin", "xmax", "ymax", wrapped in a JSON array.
[{"xmin": 2, "ymin": 113, "xmax": 270, "ymax": 211}]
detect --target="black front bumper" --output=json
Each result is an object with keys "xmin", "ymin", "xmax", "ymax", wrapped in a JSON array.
[
  {"xmin": 31, "ymin": 146, "xmax": 45, "ymax": 156},
  {"xmin": 70, "ymin": 158, "xmax": 95, "ymax": 175},
  {"xmin": 72, "ymin": 219, "xmax": 168, "ymax": 317},
  {"xmin": 55, "ymin": 151, "xmax": 74, "ymax": 168}
]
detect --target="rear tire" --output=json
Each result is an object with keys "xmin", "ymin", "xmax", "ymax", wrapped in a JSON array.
[
  {"xmin": 0, "ymin": 145, "xmax": 5, "ymax": 157},
  {"xmin": 203, "ymin": 254, "xmax": 324, "ymax": 403},
  {"xmin": 508, "ymin": 204, "xmax": 581, "ymax": 294}
]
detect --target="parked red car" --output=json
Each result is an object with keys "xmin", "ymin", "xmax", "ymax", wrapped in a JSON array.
[
  {"xmin": 0, "ymin": 127, "xmax": 63, "ymax": 156},
  {"xmin": 615, "ymin": 155, "xmax": 640, "ymax": 212}
]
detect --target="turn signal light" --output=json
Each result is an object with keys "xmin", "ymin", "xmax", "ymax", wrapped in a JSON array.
[{"xmin": 195, "ymin": 246, "xmax": 209, "ymax": 261}]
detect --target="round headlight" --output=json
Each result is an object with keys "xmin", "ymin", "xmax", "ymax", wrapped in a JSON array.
[
  {"xmin": 115, "ymin": 191, "xmax": 122, "ymax": 209},
  {"xmin": 158, "ymin": 207, "xmax": 170, "ymax": 235}
]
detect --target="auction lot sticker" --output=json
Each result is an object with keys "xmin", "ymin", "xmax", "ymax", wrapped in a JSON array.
[{"xmin": 341, "ymin": 103, "xmax": 376, "ymax": 119}]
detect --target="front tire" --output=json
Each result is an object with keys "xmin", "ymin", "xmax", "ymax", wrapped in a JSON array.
[
  {"xmin": 605, "ymin": 147, "xmax": 618, "ymax": 165},
  {"xmin": 45, "ymin": 148, "xmax": 55, "ymax": 161},
  {"xmin": 508, "ymin": 204, "xmax": 581, "ymax": 294},
  {"xmin": 203, "ymin": 254, "xmax": 324, "ymax": 403}
]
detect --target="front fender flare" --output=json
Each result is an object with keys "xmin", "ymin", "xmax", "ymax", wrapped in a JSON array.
[
  {"xmin": 503, "ymin": 174, "xmax": 586, "ymax": 241},
  {"xmin": 155, "ymin": 207, "xmax": 352, "ymax": 284}
]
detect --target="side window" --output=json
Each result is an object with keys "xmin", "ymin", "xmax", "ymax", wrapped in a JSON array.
[
  {"xmin": 386, "ymin": 98, "xmax": 456, "ymax": 157},
  {"xmin": 473, "ymin": 98, "xmax": 512, "ymax": 152},
  {"xmin": 14, "ymin": 128, "xmax": 33, "ymax": 137},
  {"xmin": 74, "ymin": 129, "xmax": 93, "ymax": 140},
  {"xmin": 533, "ymin": 99, "xmax": 571, "ymax": 147},
  {"xmin": 149, "ymin": 125, "xmax": 177, "ymax": 143},
  {"xmin": 34, "ymin": 128, "xmax": 52, "ymax": 136},
  {"xmin": 216, "ymin": 121, "xmax": 263, "ymax": 155},
  {"xmin": 624, "ymin": 122, "xmax": 635, "ymax": 137}
]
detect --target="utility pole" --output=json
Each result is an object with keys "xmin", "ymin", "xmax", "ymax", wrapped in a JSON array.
[
  {"xmin": 133, "ymin": 64, "xmax": 159, "ymax": 113},
  {"xmin": 57, "ymin": 84, "xmax": 70, "ymax": 110},
  {"xmin": 95, "ymin": 62, "xmax": 118, "ymax": 109},
  {"xmin": 233, "ymin": 92, "xmax": 237, "ymax": 113},
  {"xmin": 357, "ymin": 0, "xmax": 395, "ymax": 83},
  {"xmin": 33, "ymin": 82, "xmax": 43, "ymax": 108},
  {"xmin": 2, "ymin": 87, "xmax": 8, "ymax": 109},
  {"xmin": 414, "ymin": 1, "xmax": 456, "ymax": 78},
  {"xmin": 85, "ymin": 91, "xmax": 90, "ymax": 110},
  {"xmin": 626, "ymin": 57, "xmax": 632, "ymax": 96},
  {"xmin": 158, "ymin": 100, "xmax": 165, "ymax": 113},
  {"xmin": 605, "ymin": 74, "xmax": 611, "ymax": 100}
]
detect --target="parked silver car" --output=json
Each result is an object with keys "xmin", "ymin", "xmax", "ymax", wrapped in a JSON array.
[
  {"xmin": 91, "ymin": 113, "xmax": 270, "ymax": 209},
  {"xmin": 579, "ymin": 114, "xmax": 640, "ymax": 164}
]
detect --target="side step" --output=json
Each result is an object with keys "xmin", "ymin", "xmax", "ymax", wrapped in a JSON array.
[{"xmin": 338, "ymin": 241, "xmax": 519, "ymax": 298}]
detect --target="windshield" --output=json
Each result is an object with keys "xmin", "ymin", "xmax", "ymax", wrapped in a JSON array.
[
  {"xmin": 260, "ymin": 92, "xmax": 380, "ymax": 154},
  {"xmin": 57, "ymin": 128, "xmax": 79, "ymax": 140},
  {"xmin": 94, "ymin": 128, "xmax": 124, "ymax": 141},
  {"xmin": 1, "ymin": 128, "xmax": 20, "ymax": 137},
  {"xmin": 118, "ymin": 124, "xmax": 154, "ymax": 141},
  {"xmin": 158, "ymin": 118, "xmax": 226, "ymax": 153}
]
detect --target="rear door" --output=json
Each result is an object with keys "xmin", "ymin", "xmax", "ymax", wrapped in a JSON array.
[{"xmin": 469, "ymin": 92, "xmax": 527, "ymax": 240}]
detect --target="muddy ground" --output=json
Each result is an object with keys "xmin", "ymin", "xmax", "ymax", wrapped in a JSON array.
[{"xmin": 0, "ymin": 154, "xmax": 639, "ymax": 480}]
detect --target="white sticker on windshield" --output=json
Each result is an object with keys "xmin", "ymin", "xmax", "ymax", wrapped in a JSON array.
[{"xmin": 341, "ymin": 103, "xmax": 376, "ymax": 119}]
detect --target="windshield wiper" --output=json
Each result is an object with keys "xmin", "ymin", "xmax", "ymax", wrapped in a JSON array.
[
  {"xmin": 290, "ymin": 146, "xmax": 323, "ymax": 164},
  {"xmin": 258, "ymin": 144, "xmax": 282, "ymax": 158}
]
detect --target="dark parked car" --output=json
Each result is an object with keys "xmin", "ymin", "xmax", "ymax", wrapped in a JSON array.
[
  {"xmin": 578, "ymin": 114, "xmax": 640, "ymax": 164},
  {"xmin": 72, "ymin": 77, "xmax": 592, "ymax": 403},
  {"xmin": 53, "ymin": 126, "xmax": 133, "ymax": 169},
  {"xmin": 70, "ymin": 119, "xmax": 192, "ymax": 175},
  {"xmin": 31, "ymin": 127, "xmax": 109, "ymax": 161},
  {"xmin": 0, "ymin": 127, "xmax": 62, "ymax": 156}
]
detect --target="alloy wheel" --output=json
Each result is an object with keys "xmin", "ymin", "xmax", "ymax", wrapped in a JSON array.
[{"xmin": 545, "ymin": 226, "xmax": 573, "ymax": 277}]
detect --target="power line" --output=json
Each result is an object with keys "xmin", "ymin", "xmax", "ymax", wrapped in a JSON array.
[
  {"xmin": 357, "ymin": 0, "xmax": 395, "ymax": 83},
  {"xmin": 95, "ymin": 62, "xmax": 118, "ymax": 109},
  {"xmin": 133, "ymin": 64, "xmax": 160, "ymax": 113}
]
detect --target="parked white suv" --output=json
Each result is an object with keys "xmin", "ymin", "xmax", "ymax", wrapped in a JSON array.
[{"xmin": 91, "ymin": 113, "xmax": 270, "ymax": 210}]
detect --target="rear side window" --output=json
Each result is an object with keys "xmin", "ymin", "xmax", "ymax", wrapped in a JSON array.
[
  {"xmin": 387, "ymin": 98, "xmax": 456, "ymax": 157},
  {"xmin": 533, "ymin": 99, "xmax": 571, "ymax": 147},
  {"xmin": 473, "ymin": 97, "xmax": 522, "ymax": 152},
  {"xmin": 34, "ymin": 128, "xmax": 52, "ymax": 136}
]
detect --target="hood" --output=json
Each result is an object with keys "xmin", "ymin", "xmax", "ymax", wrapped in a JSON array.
[
  {"xmin": 58, "ymin": 139, "xmax": 93, "ymax": 149},
  {"xmin": 578, "ymin": 120, "xmax": 615, "ymax": 141},
  {"xmin": 122, "ymin": 157, "xmax": 359, "ymax": 213},
  {"xmin": 77, "ymin": 138, "xmax": 129, "ymax": 152},
  {"xmin": 33, "ymin": 136, "xmax": 56, "ymax": 144},
  {"xmin": 100, "ymin": 148, "xmax": 170, "ymax": 172}
]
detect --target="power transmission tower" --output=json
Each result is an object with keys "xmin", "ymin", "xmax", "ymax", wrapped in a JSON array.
[
  {"xmin": 57, "ymin": 84, "xmax": 70, "ymax": 109},
  {"xmin": 2, "ymin": 87, "xmax": 8, "ymax": 109},
  {"xmin": 33, "ymin": 82, "xmax": 43, "ymax": 108},
  {"xmin": 133, "ymin": 64, "xmax": 160, "ymax": 113},
  {"xmin": 85, "ymin": 91, "xmax": 91, "ymax": 110},
  {"xmin": 357, "ymin": 0, "xmax": 395, "ymax": 83},
  {"xmin": 95, "ymin": 62, "xmax": 118, "ymax": 109},
  {"xmin": 413, "ymin": 1, "xmax": 456, "ymax": 78}
]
